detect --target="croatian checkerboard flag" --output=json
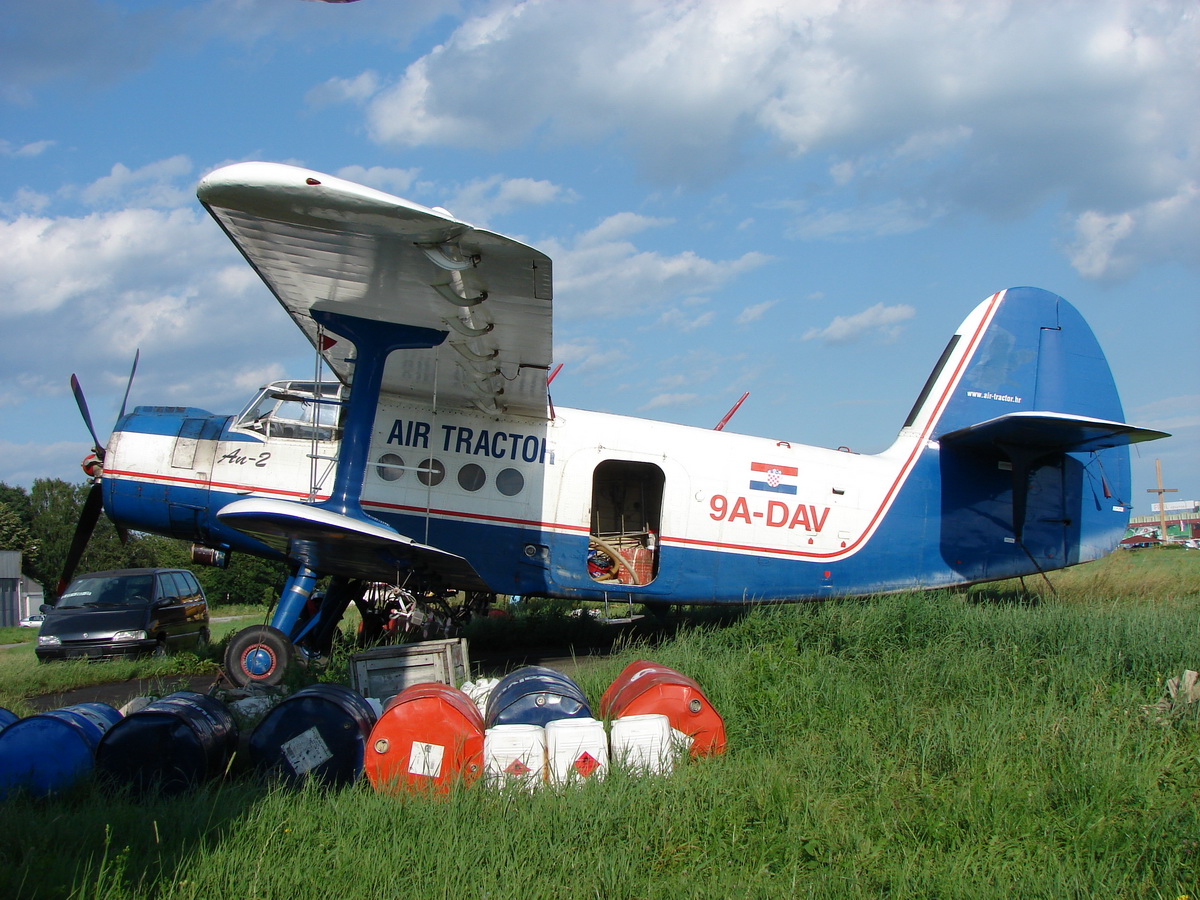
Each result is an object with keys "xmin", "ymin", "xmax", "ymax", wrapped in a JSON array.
[{"xmin": 749, "ymin": 462, "xmax": 798, "ymax": 494}]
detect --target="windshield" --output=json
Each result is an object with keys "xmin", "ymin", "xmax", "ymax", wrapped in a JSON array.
[
  {"xmin": 57, "ymin": 574, "xmax": 154, "ymax": 609},
  {"xmin": 234, "ymin": 381, "xmax": 343, "ymax": 442}
]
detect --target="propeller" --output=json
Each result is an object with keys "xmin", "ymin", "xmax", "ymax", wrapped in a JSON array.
[
  {"xmin": 57, "ymin": 352, "xmax": 139, "ymax": 594},
  {"xmin": 56, "ymin": 483, "xmax": 103, "ymax": 595},
  {"xmin": 70, "ymin": 374, "xmax": 104, "ymax": 461}
]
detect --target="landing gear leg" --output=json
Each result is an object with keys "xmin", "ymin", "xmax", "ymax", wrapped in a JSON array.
[
  {"xmin": 299, "ymin": 577, "xmax": 361, "ymax": 658},
  {"xmin": 270, "ymin": 566, "xmax": 319, "ymax": 640}
]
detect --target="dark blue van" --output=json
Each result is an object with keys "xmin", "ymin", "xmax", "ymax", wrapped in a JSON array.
[{"xmin": 36, "ymin": 568, "xmax": 210, "ymax": 661}]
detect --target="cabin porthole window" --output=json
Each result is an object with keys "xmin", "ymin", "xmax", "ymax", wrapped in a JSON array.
[
  {"xmin": 417, "ymin": 458, "xmax": 445, "ymax": 487},
  {"xmin": 377, "ymin": 453, "xmax": 405, "ymax": 482},
  {"xmin": 458, "ymin": 463, "xmax": 486, "ymax": 492},
  {"xmin": 496, "ymin": 467, "xmax": 524, "ymax": 497}
]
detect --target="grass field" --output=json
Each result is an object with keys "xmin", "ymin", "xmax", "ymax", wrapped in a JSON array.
[
  {"xmin": 1, "ymin": 549, "xmax": 1198, "ymax": 898},
  {"xmin": 0, "ymin": 606, "xmax": 266, "ymax": 715}
]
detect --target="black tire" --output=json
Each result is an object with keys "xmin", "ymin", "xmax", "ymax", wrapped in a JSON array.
[
  {"xmin": 224, "ymin": 625, "xmax": 295, "ymax": 687},
  {"xmin": 195, "ymin": 627, "xmax": 211, "ymax": 654},
  {"xmin": 151, "ymin": 637, "xmax": 169, "ymax": 658}
]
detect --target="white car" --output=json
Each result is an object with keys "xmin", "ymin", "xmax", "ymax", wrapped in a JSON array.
[{"xmin": 19, "ymin": 614, "xmax": 44, "ymax": 628}]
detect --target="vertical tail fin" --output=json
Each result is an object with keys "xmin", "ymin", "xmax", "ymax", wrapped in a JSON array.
[
  {"xmin": 901, "ymin": 287, "xmax": 1130, "ymax": 440},
  {"xmin": 904, "ymin": 288, "xmax": 1166, "ymax": 572}
]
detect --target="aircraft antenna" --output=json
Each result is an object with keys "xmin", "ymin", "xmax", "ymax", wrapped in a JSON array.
[{"xmin": 714, "ymin": 392, "xmax": 749, "ymax": 431}]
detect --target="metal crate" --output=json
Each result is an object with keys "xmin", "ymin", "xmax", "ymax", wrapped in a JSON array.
[{"xmin": 348, "ymin": 638, "xmax": 470, "ymax": 701}]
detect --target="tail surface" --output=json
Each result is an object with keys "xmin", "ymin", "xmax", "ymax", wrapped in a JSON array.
[{"xmin": 901, "ymin": 287, "xmax": 1167, "ymax": 575}]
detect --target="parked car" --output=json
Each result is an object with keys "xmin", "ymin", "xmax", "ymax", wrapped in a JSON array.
[
  {"xmin": 18, "ymin": 614, "xmax": 44, "ymax": 628},
  {"xmin": 36, "ymin": 568, "xmax": 210, "ymax": 661}
]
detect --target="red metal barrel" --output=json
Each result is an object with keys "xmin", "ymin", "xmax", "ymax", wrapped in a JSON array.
[
  {"xmin": 599, "ymin": 660, "xmax": 725, "ymax": 757},
  {"xmin": 364, "ymin": 682, "xmax": 484, "ymax": 794}
]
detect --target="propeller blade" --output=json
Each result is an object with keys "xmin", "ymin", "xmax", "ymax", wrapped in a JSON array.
[
  {"xmin": 56, "ymin": 482, "xmax": 103, "ymax": 595},
  {"xmin": 118, "ymin": 349, "xmax": 140, "ymax": 420},
  {"xmin": 70, "ymin": 374, "xmax": 105, "ymax": 460}
]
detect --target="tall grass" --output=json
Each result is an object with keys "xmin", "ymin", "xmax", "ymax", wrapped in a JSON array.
[{"xmin": 1, "ymin": 549, "xmax": 1198, "ymax": 898}]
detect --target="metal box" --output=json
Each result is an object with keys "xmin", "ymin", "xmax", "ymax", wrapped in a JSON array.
[{"xmin": 349, "ymin": 638, "xmax": 470, "ymax": 701}]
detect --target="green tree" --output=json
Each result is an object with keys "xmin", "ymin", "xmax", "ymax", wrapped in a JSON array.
[
  {"xmin": 0, "ymin": 484, "xmax": 32, "ymax": 529},
  {"xmin": 27, "ymin": 478, "xmax": 159, "ymax": 595},
  {"xmin": 138, "ymin": 534, "xmax": 288, "ymax": 608},
  {"xmin": 0, "ymin": 502, "xmax": 38, "ymax": 564}
]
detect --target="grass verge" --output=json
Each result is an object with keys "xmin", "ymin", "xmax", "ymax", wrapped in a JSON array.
[{"xmin": 0, "ymin": 549, "xmax": 1197, "ymax": 898}]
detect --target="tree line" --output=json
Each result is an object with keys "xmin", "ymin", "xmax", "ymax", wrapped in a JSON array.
[{"xmin": 0, "ymin": 479, "xmax": 288, "ymax": 607}]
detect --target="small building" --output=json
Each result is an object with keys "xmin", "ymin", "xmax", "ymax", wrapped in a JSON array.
[
  {"xmin": 1124, "ymin": 500, "xmax": 1200, "ymax": 546},
  {"xmin": 0, "ymin": 551, "xmax": 19, "ymax": 627},
  {"xmin": 0, "ymin": 552, "xmax": 43, "ymax": 626}
]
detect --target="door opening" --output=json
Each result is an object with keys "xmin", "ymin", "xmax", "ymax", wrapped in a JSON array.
[{"xmin": 587, "ymin": 460, "xmax": 664, "ymax": 586}]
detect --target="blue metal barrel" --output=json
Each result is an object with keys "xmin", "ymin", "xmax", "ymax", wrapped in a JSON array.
[
  {"xmin": 484, "ymin": 666, "xmax": 592, "ymax": 729},
  {"xmin": 0, "ymin": 708, "xmax": 17, "ymax": 732},
  {"xmin": 0, "ymin": 703, "xmax": 122, "ymax": 798},
  {"xmin": 249, "ymin": 683, "xmax": 378, "ymax": 788},
  {"xmin": 96, "ymin": 691, "xmax": 238, "ymax": 794}
]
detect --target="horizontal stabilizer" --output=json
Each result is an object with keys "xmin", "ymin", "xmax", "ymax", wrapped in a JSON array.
[
  {"xmin": 939, "ymin": 411, "xmax": 1169, "ymax": 455},
  {"xmin": 216, "ymin": 498, "xmax": 488, "ymax": 590}
]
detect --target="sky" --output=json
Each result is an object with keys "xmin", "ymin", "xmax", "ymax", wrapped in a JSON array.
[{"xmin": 1, "ymin": 0, "xmax": 1197, "ymax": 512}]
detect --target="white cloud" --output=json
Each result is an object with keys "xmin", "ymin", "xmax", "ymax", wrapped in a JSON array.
[
  {"xmin": 0, "ymin": 439, "xmax": 93, "ymax": 486},
  {"xmin": 550, "ymin": 234, "xmax": 768, "ymax": 320},
  {"xmin": 358, "ymin": 0, "xmax": 1198, "ymax": 276},
  {"xmin": 803, "ymin": 302, "xmax": 915, "ymax": 344},
  {"xmin": 655, "ymin": 306, "xmax": 715, "ymax": 332},
  {"xmin": 736, "ymin": 299, "xmax": 777, "ymax": 325},
  {"xmin": 1067, "ymin": 182, "xmax": 1200, "ymax": 280},
  {"xmin": 0, "ymin": 206, "xmax": 212, "ymax": 317},
  {"xmin": 578, "ymin": 212, "xmax": 673, "ymax": 248},
  {"xmin": 446, "ymin": 175, "xmax": 577, "ymax": 223},
  {"xmin": 639, "ymin": 392, "xmax": 701, "ymax": 413},
  {"xmin": 0, "ymin": 188, "xmax": 51, "ymax": 217},
  {"xmin": 307, "ymin": 71, "xmax": 381, "ymax": 108},
  {"xmin": 0, "ymin": 139, "xmax": 55, "ymax": 158},
  {"xmin": 80, "ymin": 156, "xmax": 194, "ymax": 209},
  {"xmin": 788, "ymin": 199, "xmax": 945, "ymax": 240},
  {"xmin": 1131, "ymin": 394, "xmax": 1200, "ymax": 433},
  {"xmin": 0, "ymin": 2, "xmax": 174, "ymax": 104},
  {"xmin": 551, "ymin": 338, "xmax": 631, "ymax": 376},
  {"xmin": 0, "ymin": 195, "xmax": 308, "ymax": 424}
]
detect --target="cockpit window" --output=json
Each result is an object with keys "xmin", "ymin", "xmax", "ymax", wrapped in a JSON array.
[{"xmin": 235, "ymin": 381, "xmax": 344, "ymax": 442}]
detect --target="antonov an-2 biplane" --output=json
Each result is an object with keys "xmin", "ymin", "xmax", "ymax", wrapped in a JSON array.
[{"xmin": 61, "ymin": 162, "xmax": 1167, "ymax": 686}]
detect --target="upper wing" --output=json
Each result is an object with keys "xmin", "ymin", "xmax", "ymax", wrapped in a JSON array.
[{"xmin": 198, "ymin": 162, "xmax": 553, "ymax": 419}]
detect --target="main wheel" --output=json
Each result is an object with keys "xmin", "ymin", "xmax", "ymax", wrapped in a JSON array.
[{"xmin": 224, "ymin": 625, "xmax": 295, "ymax": 687}]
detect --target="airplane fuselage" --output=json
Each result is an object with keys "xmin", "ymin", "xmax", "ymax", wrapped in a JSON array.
[{"xmin": 103, "ymin": 294, "xmax": 1134, "ymax": 607}]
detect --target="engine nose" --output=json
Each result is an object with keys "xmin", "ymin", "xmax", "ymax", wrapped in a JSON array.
[{"xmin": 81, "ymin": 451, "xmax": 103, "ymax": 480}]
